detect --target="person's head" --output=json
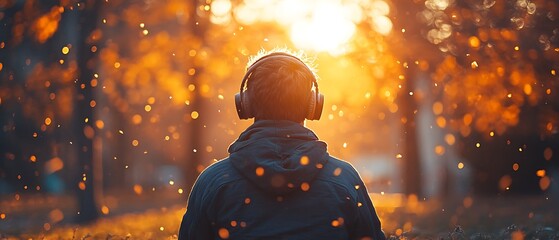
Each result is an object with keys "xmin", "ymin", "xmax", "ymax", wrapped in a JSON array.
[{"xmin": 241, "ymin": 50, "xmax": 318, "ymax": 123}]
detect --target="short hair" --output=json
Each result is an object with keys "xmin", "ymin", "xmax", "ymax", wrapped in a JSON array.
[{"xmin": 246, "ymin": 50, "xmax": 317, "ymax": 122}]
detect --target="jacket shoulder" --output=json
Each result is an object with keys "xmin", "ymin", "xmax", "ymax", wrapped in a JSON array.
[
  {"xmin": 322, "ymin": 156, "xmax": 362, "ymax": 180},
  {"xmin": 193, "ymin": 158, "xmax": 244, "ymax": 194},
  {"xmin": 315, "ymin": 156, "xmax": 363, "ymax": 195}
]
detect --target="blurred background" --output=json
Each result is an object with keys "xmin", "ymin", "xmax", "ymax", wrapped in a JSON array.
[{"xmin": 1, "ymin": 0, "xmax": 558, "ymax": 238}]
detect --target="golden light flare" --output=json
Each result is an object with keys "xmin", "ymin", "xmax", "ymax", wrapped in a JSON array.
[
  {"xmin": 432, "ymin": 102, "xmax": 443, "ymax": 115},
  {"xmin": 132, "ymin": 114, "xmax": 142, "ymax": 125},
  {"xmin": 434, "ymin": 145, "xmax": 445, "ymax": 156},
  {"xmin": 523, "ymin": 84, "xmax": 533, "ymax": 96},
  {"xmin": 444, "ymin": 134, "xmax": 455, "ymax": 145},
  {"xmin": 187, "ymin": 83, "xmax": 196, "ymax": 91},
  {"xmin": 191, "ymin": 111, "xmax": 199, "ymax": 120},
  {"xmin": 133, "ymin": 184, "xmax": 143, "ymax": 195},
  {"xmin": 470, "ymin": 61, "xmax": 479, "ymax": 69},
  {"xmin": 300, "ymin": 156, "xmax": 309, "ymax": 166},
  {"xmin": 44, "ymin": 117, "xmax": 52, "ymax": 126},
  {"xmin": 300, "ymin": 182, "xmax": 310, "ymax": 191},
  {"xmin": 101, "ymin": 205, "xmax": 110, "ymax": 215},
  {"xmin": 78, "ymin": 181, "xmax": 86, "ymax": 190},
  {"xmin": 436, "ymin": 116, "xmax": 446, "ymax": 128},
  {"xmin": 331, "ymin": 217, "xmax": 344, "ymax": 227},
  {"xmin": 255, "ymin": 167, "xmax": 264, "ymax": 177},
  {"xmin": 95, "ymin": 120, "xmax": 105, "ymax": 129},
  {"xmin": 61, "ymin": 46, "xmax": 70, "ymax": 55},
  {"xmin": 468, "ymin": 36, "xmax": 480, "ymax": 48},
  {"xmin": 218, "ymin": 228, "xmax": 230, "ymax": 239},
  {"xmin": 333, "ymin": 167, "xmax": 342, "ymax": 176}
]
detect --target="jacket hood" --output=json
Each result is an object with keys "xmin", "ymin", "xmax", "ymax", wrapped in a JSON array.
[{"xmin": 228, "ymin": 120, "xmax": 329, "ymax": 195}]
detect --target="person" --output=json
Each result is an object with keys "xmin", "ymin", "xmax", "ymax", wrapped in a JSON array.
[{"xmin": 178, "ymin": 50, "xmax": 386, "ymax": 240}]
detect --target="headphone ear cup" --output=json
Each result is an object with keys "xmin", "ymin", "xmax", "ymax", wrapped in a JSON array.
[
  {"xmin": 306, "ymin": 90, "xmax": 324, "ymax": 120},
  {"xmin": 313, "ymin": 93, "xmax": 324, "ymax": 120},
  {"xmin": 306, "ymin": 90, "xmax": 316, "ymax": 120},
  {"xmin": 234, "ymin": 93, "xmax": 244, "ymax": 119},
  {"xmin": 235, "ymin": 92, "xmax": 253, "ymax": 119},
  {"xmin": 235, "ymin": 92, "xmax": 254, "ymax": 119}
]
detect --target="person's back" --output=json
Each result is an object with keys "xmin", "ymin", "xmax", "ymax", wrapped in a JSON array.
[{"xmin": 179, "ymin": 50, "xmax": 385, "ymax": 240}]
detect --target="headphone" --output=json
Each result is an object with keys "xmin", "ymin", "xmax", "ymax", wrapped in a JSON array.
[{"xmin": 234, "ymin": 52, "xmax": 324, "ymax": 120}]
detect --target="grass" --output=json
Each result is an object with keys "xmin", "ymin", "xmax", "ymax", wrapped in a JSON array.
[
  {"xmin": 2, "ymin": 206, "xmax": 184, "ymax": 240},
  {"xmin": 2, "ymin": 195, "xmax": 559, "ymax": 239}
]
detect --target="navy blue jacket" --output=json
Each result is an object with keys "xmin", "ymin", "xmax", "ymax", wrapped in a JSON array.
[{"xmin": 179, "ymin": 120, "xmax": 385, "ymax": 240}]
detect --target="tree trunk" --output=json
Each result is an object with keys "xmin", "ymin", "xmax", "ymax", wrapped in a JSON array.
[
  {"xmin": 184, "ymin": 0, "xmax": 208, "ymax": 194},
  {"xmin": 73, "ymin": 0, "xmax": 102, "ymax": 223},
  {"xmin": 400, "ymin": 65, "xmax": 422, "ymax": 196}
]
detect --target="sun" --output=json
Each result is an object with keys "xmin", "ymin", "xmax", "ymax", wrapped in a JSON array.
[
  {"xmin": 232, "ymin": 0, "xmax": 392, "ymax": 55},
  {"xmin": 288, "ymin": 2, "xmax": 356, "ymax": 55}
]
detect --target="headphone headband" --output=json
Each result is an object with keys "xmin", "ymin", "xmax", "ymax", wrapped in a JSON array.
[
  {"xmin": 240, "ymin": 52, "xmax": 318, "ymax": 95},
  {"xmin": 236, "ymin": 52, "xmax": 324, "ymax": 120}
]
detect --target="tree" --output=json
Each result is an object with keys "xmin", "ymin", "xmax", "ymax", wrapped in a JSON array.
[
  {"xmin": 387, "ymin": 0, "xmax": 559, "ymax": 195},
  {"xmin": 72, "ymin": 0, "xmax": 103, "ymax": 223}
]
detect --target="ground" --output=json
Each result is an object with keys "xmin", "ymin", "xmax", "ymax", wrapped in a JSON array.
[{"xmin": 1, "ymin": 194, "xmax": 559, "ymax": 239}]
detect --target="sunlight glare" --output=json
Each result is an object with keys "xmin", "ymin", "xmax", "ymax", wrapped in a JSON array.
[
  {"xmin": 234, "ymin": 0, "xmax": 392, "ymax": 54},
  {"xmin": 210, "ymin": 0, "xmax": 232, "ymax": 25},
  {"xmin": 372, "ymin": 15, "xmax": 393, "ymax": 36},
  {"xmin": 289, "ymin": 3, "xmax": 355, "ymax": 54}
]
